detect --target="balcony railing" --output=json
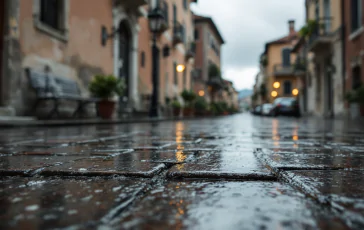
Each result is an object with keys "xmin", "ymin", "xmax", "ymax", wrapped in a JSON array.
[
  {"xmin": 160, "ymin": 6, "xmax": 169, "ymax": 32},
  {"xmin": 307, "ymin": 18, "xmax": 335, "ymax": 52},
  {"xmin": 173, "ymin": 21, "xmax": 184, "ymax": 46},
  {"xmin": 294, "ymin": 57, "xmax": 306, "ymax": 74},
  {"xmin": 185, "ymin": 42, "xmax": 196, "ymax": 60},
  {"xmin": 114, "ymin": 0, "xmax": 147, "ymax": 9},
  {"xmin": 273, "ymin": 64, "xmax": 295, "ymax": 76}
]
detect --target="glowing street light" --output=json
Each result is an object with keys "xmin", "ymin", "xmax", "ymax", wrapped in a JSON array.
[
  {"xmin": 273, "ymin": 82, "xmax": 280, "ymax": 89},
  {"xmin": 198, "ymin": 90, "xmax": 205, "ymax": 97},
  {"xmin": 271, "ymin": 91, "xmax": 278, "ymax": 97},
  {"xmin": 292, "ymin": 88, "xmax": 299, "ymax": 96},
  {"xmin": 176, "ymin": 64, "xmax": 185, "ymax": 73}
]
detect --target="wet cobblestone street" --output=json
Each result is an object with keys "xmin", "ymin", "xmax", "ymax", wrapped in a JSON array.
[{"xmin": 1, "ymin": 114, "xmax": 364, "ymax": 229}]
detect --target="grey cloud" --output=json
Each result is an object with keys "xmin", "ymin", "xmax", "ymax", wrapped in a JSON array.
[{"xmin": 192, "ymin": 0, "xmax": 305, "ymax": 70}]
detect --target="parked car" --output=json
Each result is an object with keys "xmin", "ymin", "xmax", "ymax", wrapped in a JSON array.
[
  {"xmin": 262, "ymin": 103, "xmax": 274, "ymax": 116},
  {"xmin": 271, "ymin": 97, "xmax": 300, "ymax": 117},
  {"xmin": 252, "ymin": 105, "xmax": 262, "ymax": 116}
]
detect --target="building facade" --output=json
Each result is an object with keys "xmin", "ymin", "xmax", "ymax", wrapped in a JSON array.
[
  {"xmin": 137, "ymin": 0, "xmax": 197, "ymax": 114},
  {"xmin": 262, "ymin": 20, "xmax": 300, "ymax": 103},
  {"xmin": 297, "ymin": 0, "xmax": 344, "ymax": 118},
  {"xmin": 192, "ymin": 14, "xmax": 225, "ymax": 103},
  {"xmin": 0, "ymin": 0, "xmax": 146, "ymax": 117},
  {"xmin": 344, "ymin": 0, "xmax": 364, "ymax": 99}
]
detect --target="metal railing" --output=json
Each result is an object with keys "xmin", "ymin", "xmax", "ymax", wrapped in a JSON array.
[
  {"xmin": 308, "ymin": 17, "xmax": 334, "ymax": 47},
  {"xmin": 173, "ymin": 21, "xmax": 185, "ymax": 44},
  {"xmin": 294, "ymin": 57, "xmax": 306, "ymax": 72},
  {"xmin": 273, "ymin": 64, "xmax": 295, "ymax": 76}
]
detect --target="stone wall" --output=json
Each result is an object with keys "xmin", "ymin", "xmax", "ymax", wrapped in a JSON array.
[{"xmin": 3, "ymin": 0, "xmax": 117, "ymax": 118}]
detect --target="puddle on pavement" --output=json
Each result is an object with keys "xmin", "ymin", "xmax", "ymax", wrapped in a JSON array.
[
  {"xmin": 113, "ymin": 181, "xmax": 349, "ymax": 230},
  {"xmin": 0, "ymin": 176, "xmax": 147, "ymax": 230}
]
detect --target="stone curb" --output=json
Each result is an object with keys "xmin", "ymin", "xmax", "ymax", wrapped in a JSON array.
[{"xmin": 0, "ymin": 115, "xmax": 230, "ymax": 128}]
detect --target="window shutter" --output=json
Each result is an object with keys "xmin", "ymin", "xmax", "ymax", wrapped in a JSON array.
[
  {"xmin": 352, "ymin": 0, "xmax": 359, "ymax": 32},
  {"xmin": 163, "ymin": 2, "xmax": 169, "ymax": 25},
  {"xmin": 173, "ymin": 5, "xmax": 177, "ymax": 23},
  {"xmin": 282, "ymin": 48, "xmax": 291, "ymax": 67}
]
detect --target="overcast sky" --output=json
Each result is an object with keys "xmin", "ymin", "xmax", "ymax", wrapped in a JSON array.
[{"xmin": 191, "ymin": 0, "xmax": 305, "ymax": 91}]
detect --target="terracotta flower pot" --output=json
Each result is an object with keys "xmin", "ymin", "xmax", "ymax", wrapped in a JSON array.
[{"xmin": 97, "ymin": 100, "xmax": 115, "ymax": 119}]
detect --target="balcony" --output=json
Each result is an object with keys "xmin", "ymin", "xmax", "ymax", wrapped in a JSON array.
[
  {"xmin": 173, "ymin": 21, "xmax": 184, "ymax": 46},
  {"xmin": 114, "ymin": 0, "xmax": 147, "ymax": 17},
  {"xmin": 114, "ymin": 0, "xmax": 147, "ymax": 9},
  {"xmin": 191, "ymin": 69, "xmax": 202, "ymax": 81},
  {"xmin": 185, "ymin": 42, "xmax": 196, "ymax": 60},
  {"xmin": 159, "ymin": 6, "xmax": 169, "ymax": 33},
  {"xmin": 307, "ymin": 18, "xmax": 335, "ymax": 53},
  {"xmin": 273, "ymin": 64, "xmax": 295, "ymax": 77},
  {"xmin": 206, "ymin": 76, "xmax": 224, "ymax": 90},
  {"xmin": 293, "ymin": 57, "xmax": 306, "ymax": 76}
]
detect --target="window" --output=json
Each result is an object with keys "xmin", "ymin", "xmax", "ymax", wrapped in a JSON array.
[
  {"xmin": 283, "ymin": 81, "xmax": 292, "ymax": 95},
  {"xmin": 40, "ymin": 0, "xmax": 64, "ymax": 31},
  {"xmin": 351, "ymin": 0, "xmax": 362, "ymax": 32},
  {"xmin": 182, "ymin": 23, "xmax": 186, "ymax": 44},
  {"xmin": 163, "ymin": 2, "xmax": 169, "ymax": 24},
  {"xmin": 315, "ymin": 0, "xmax": 320, "ymax": 21},
  {"xmin": 141, "ymin": 52, "xmax": 145, "ymax": 67},
  {"xmin": 183, "ymin": 68, "xmax": 187, "ymax": 89},
  {"xmin": 35, "ymin": 0, "xmax": 68, "ymax": 41},
  {"xmin": 194, "ymin": 29, "xmax": 199, "ymax": 40},
  {"xmin": 282, "ymin": 48, "xmax": 291, "ymax": 67},
  {"xmin": 183, "ymin": 0, "xmax": 188, "ymax": 10},
  {"xmin": 174, "ymin": 62, "xmax": 178, "ymax": 85},
  {"xmin": 323, "ymin": 0, "xmax": 331, "ymax": 32},
  {"xmin": 173, "ymin": 4, "xmax": 177, "ymax": 23},
  {"xmin": 352, "ymin": 66, "xmax": 362, "ymax": 89}
]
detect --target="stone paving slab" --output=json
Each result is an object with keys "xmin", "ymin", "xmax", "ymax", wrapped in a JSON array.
[
  {"xmin": 0, "ymin": 176, "xmax": 147, "ymax": 230},
  {"xmin": 41, "ymin": 156, "xmax": 166, "ymax": 178},
  {"xmin": 0, "ymin": 155, "xmax": 86, "ymax": 176},
  {"xmin": 110, "ymin": 181, "xmax": 349, "ymax": 230},
  {"xmin": 254, "ymin": 148, "xmax": 364, "ymax": 171},
  {"xmin": 281, "ymin": 170, "xmax": 364, "ymax": 229},
  {"xmin": 167, "ymin": 151, "xmax": 273, "ymax": 180}
]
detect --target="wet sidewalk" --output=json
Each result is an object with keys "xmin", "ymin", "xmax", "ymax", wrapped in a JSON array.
[{"xmin": 0, "ymin": 114, "xmax": 363, "ymax": 229}]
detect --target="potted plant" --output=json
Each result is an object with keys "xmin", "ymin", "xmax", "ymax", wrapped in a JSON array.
[
  {"xmin": 171, "ymin": 100, "xmax": 181, "ymax": 117},
  {"xmin": 181, "ymin": 89, "xmax": 197, "ymax": 117},
  {"xmin": 194, "ymin": 96, "xmax": 208, "ymax": 116},
  {"xmin": 89, "ymin": 74, "xmax": 125, "ymax": 119}
]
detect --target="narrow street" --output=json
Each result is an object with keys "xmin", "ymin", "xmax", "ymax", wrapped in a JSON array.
[{"xmin": 1, "ymin": 114, "xmax": 363, "ymax": 229}]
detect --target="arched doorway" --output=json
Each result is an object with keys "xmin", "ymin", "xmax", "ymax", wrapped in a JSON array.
[{"xmin": 118, "ymin": 21, "xmax": 131, "ymax": 109}]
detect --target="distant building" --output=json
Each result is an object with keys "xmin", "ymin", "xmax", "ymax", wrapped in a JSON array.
[
  {"xmin": 293, "ymin": 0, "xmax": 344, "ymax": 118},
  {"xmin": 344, "ymin": 0, "xmax": 364, "ymax": 114},
  {"xmin": 137, "ymin": 0, "xmax": 197, "ymax": 114},
  {"xmin": 261, "ymin": 20, "xmax": 301, "ymax": 104},
  {"xmin": 192, "ymin": 14, "xmax": 225, "ymax": 103}
]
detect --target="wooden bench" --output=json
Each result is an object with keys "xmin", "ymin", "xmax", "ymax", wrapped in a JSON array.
[{"xmin": 25, "ymin": 68, "xmax": 100, "ymax": 119}]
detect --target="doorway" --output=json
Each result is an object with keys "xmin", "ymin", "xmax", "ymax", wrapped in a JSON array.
[
  {"xmin": 325, "ymin": 58, "xmax": 334, "ymax": 118},
  {"xmin": 0, "ymin": 0, "xmax": 4, "ymax": 105},
  {"xmin": 118, "ymin": 21, "xmax": 131, "ymax": 110}
]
